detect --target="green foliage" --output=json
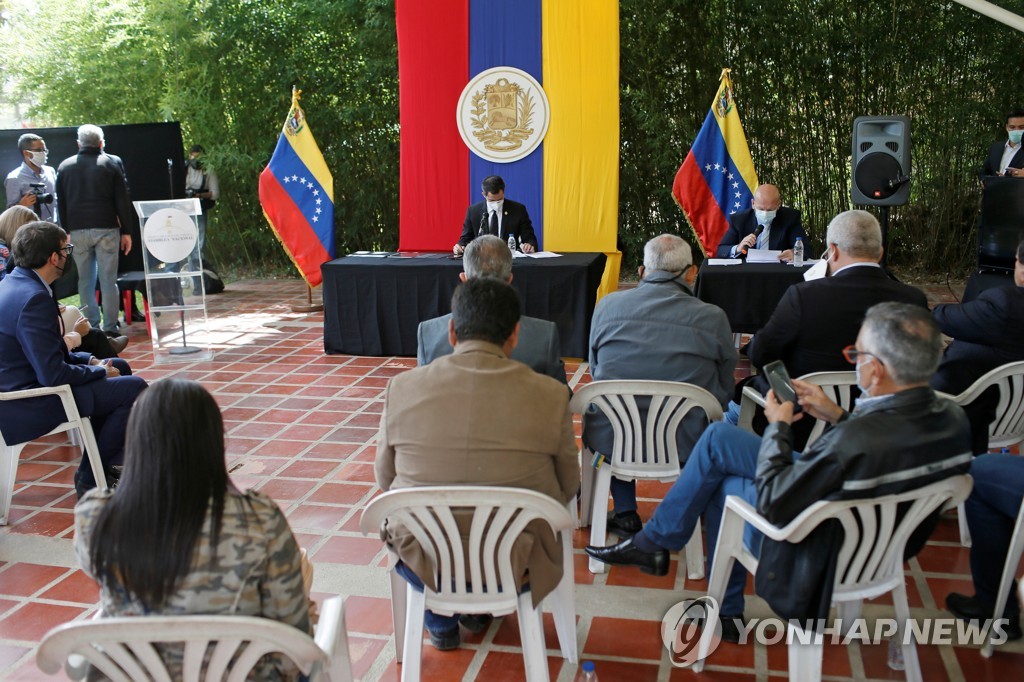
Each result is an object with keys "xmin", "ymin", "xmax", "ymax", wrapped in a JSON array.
[{"xmin": 4, "ymin": 0, "xmax": 1024, "ymax": 276}]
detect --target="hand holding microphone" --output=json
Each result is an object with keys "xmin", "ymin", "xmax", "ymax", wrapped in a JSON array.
[{"xmin": 739, "ymin": 225, "xmax": 764, "ymax": 256}]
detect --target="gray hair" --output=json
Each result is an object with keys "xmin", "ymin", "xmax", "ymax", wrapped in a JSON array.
[
  {"xmin": 643, "ymin": 234, "xmax": 693, "ymax": 273},
  {"xmin": 825, "ymin": 210, "xmax": 882, "ymax": 259},
  {"xmin": 77, "ymin": 124, "xmax": 104, "ymax": 148},
  {"xmin": 463, "ymin": 235, "xmax": 512, "ymax": 280},
  {"xmin": 860, "ymin": 302, "xmax": 941, "ymax": 385}
]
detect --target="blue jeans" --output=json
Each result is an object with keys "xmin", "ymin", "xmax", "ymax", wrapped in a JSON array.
[
  {"xmin": 72, "ymin": 228, "xmax": 120, "ymax": 333},
  {"xmin": 395, "ymin": 562, "xmax": 460, "ymax": 634},
  {"xmin": 966, "ymin": 454, "xmax": 1024, "ymax": 618},
  {"xmin": 643, "ymin": 422, "xmax": 769, "ymax": 616}
]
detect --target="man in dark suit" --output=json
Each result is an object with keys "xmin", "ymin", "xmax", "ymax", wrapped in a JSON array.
[
  {"xmin": 740, "ymin": 210, "xmax": 928, "ymax": 399},
  {"xmin": 981, "ymin": 109, "xmax": 1024, "ymax": 179},
  {"xmin": 714, "ymin": 184, "xmax": 806, "ymax": 261},
  {"xmin": 0, "ymin": 222, "xmax": 147, "ymax": 497},
  {"xmin": 419, "ymin": 235, "xmax": 564, "ymax": 383},
  {"xmin": 931, "ymin": 241, "xmax": 1024, "ymax": 453},
  {"xmin": 453, "ymin": 175, "xmax": 537, "ymax": 255}
]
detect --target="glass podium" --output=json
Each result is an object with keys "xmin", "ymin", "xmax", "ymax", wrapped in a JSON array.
[{"xmin": 132, "ymin": 199, "xmax": 214, "ymax": 363}]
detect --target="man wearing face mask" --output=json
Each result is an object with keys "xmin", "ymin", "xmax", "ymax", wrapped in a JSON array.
[
  {"xmin": 715, "ymin": 184, "xmax": 806, "ymax": 261},
  {"xmin": 586, "ymin": 302, "xmax": 972, "ymax": 639},
  {"xmin": 5, "ymin": 134, "xmax": 57, "ymax": 223},
  {"xmin": 981, "ymin": 109, "xmax": 1024, "ymax": 179},
  {"xmin": 184, "ymin": 144, "xmax": 219, "ymax": 258},
  {"xmin": 582, "ymin": 234, "xmax": 737, "ymax": 537},
  {"xmin": 453, "ymin": 175, "xmax": 537, "ymax": 255}
]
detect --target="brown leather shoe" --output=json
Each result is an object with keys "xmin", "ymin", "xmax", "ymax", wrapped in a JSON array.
[{"xmin": 109, "ymin": 336, "xmax": 129, "ymax": 354}]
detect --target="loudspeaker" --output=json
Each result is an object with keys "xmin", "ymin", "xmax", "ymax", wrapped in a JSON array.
[{"xmin": 851, "ymin": 116, "xmax": 911, "ymax": 206}]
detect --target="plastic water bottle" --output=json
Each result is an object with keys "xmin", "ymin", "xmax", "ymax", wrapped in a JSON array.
[
  {"xmin": 793, "ymin": 237, "xmax": 804, "ymax": 266},
  {"xmin": 508, "ymin": 234, "xmax": 518, "ymax": 252},
  {"xmin": 575, "ymin": 661, "xmax": 598, "ymax": 681}
]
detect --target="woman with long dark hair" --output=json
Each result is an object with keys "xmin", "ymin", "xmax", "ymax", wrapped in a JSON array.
[{"xmin": 74, "ymin": 379, "xmax": 312, "ymax": 679}]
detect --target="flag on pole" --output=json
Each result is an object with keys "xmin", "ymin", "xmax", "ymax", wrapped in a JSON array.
[
  {"xmin": 258, "ymin": 87, "xmax": 335, "ymax": 287},
  {"xmin": 673, "ymin": 69, "xmax": 758, "ymax": 256}
]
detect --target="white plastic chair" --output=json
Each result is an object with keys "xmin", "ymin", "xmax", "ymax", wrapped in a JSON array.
[
  {"xmin": 980, "ymin": 497, "xmax": 1024, "ymax": 657},
  {"xmin": 359, "ymin": 486, "xmax": 576, "ymax": 682},
  {"xmin": 942, "ymin": 361, "xmax": 1024, "ymax": 547},
  {"xmin": 694, "ymin": 474, "xmax": 972, "ymax": 681},
  {"xmin": 36, "ymin": 595, "xmax": 353, "ymax": 681},
  {"xmin": 570, "ymin": 380, "xmax": 724, "ymax": 577},
  {"xmin": 738, "ymin": 371, "xmax": 859, "ymax": 447},
  {"xmin": 0, "ymin": 385, "xmax": 108, "ymax": 524}
]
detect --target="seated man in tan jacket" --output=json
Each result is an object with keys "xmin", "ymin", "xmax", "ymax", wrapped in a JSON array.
[{"xmin": 375, "ymin": 277, "xmax": 580, "ymax": 650}]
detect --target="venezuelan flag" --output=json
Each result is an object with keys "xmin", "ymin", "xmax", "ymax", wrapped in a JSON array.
[
  {"xmin": 673, "ymin": 69, "xmax": 759, "ymax": 256},
  {"xmin": 258, "ymin": 88, "xmax": 335, "ymax": 287},
  {"xmin": 395, "ymin": 0, "xmax": 620, "ymax": 295}
]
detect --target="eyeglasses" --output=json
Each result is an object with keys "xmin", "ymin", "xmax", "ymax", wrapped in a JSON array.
[
  {"xmin": 58, "ymin": 244, "xmax": 74, "ymax": 257},
  {"xmin": 26, "ymin": 147, "xmax": 47, "ymax": 154},
  {"xmin": 842, "ymin": 345, "xmax": 883, "ymax": 365}
]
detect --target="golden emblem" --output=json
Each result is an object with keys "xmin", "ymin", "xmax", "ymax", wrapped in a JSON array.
[{"xmin": 470, "ymin": 77, "xmax": 535, "ymax": 152}]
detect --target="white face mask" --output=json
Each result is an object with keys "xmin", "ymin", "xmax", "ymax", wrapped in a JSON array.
[
  {"xmin": 754, "ymin": 209, "xmax": 777, "ymax": 225},
  {"xmin": 27, "ymin": 150, "xmax": 47, "ymax": 167},
  {"xmin": 855, "ymin": 357, "xmax": 872, "ymax": 398}
]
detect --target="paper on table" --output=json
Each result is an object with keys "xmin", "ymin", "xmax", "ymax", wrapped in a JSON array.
[
  {"xmin": 520, "ymin": 251, "xmax": 561, "ymax": 258},
  {"xmin": 746, "ymin": 248, "xmax": 782, "ymax": 263},
  {"xmin": 706, "ymin": 258, "xmax": 742, "ymax": 266}
]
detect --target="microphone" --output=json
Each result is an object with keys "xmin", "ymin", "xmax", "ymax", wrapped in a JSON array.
[
  {"xmin": 740, "ymin": 225, "xmax": 764, "ymax": 256},
  {"xmin": 478, "ymin": 210, "xmax": 487, "ymax": 237},
  {"xmin": 886, "ymin": 175, "xmax": 910, "ymax": 191}
]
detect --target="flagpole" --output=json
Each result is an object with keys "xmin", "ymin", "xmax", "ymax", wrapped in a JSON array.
[{"xmin": 291, "ymin": 284, "xmax": 323, "ymax": 313}]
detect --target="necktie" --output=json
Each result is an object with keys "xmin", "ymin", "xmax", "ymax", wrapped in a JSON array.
[
  {"xmin": 489, "ymin": 209, "xmax": 499, "ymax": 237},
  {"xmin": 757, "ymin": 225, "xmax": 769, "ymax": 250}
]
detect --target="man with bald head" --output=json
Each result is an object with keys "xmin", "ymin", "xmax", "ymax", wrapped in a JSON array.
[{"xmin": 715, "ymin": 184, "xmax": 806, "ymax": 261}]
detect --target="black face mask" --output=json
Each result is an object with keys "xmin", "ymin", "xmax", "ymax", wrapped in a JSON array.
[{"xmin": 188, "ymin": 158, "xmax": 203, "ymax": 170}]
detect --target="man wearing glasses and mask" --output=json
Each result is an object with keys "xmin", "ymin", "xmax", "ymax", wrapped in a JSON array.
[
  {"xmin": 5, "ymin": 134, "xmax": 57, "ymax": 222},
  {"xmin": 0, "ymin": 221, "xmax": 147, "ymax": 499}
]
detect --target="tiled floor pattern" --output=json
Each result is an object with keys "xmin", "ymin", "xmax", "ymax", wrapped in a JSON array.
[{"xmin": 0, "ymin": 277, "xmax": 1022, "ymax": 680}]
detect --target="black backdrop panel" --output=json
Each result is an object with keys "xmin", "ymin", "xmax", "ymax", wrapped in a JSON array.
[{"xmin": 1, "ymin": 122, "xmax": 185, "ymax": 296}]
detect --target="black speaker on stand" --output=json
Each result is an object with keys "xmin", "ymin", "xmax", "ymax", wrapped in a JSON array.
[{"xmin": 851, "ymin": 116, "xmax": 911, "ymax": 266}]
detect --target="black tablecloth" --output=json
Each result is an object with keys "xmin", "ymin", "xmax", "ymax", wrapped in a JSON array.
[
  {"xmin": 695, "ymin": 262, "xmax": 813, "ymax": 333},
  {"xmin": 322, "ymin": 252, "xmax": 607, "ymax": 358}
]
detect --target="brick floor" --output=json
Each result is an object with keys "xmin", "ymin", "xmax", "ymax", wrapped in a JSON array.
[{"xmin": 0, "ymin": 276, "xmax": 1020, "ymax": 681}]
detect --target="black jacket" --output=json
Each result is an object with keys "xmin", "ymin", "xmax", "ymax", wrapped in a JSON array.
[
  {"xmin": 753, "ymin": 387, "xmax": 973, "ymax": 621},
  {"xmin": 458, "ymin": 198, "xmax": 537, "ymax": 249},
  {"xmin": 55, "ymin": 147, "xmax": 133, "ymax": 234},
  {"xmin": 981, "ymin": 140, "xmax": 1024, "ymax": 178},
  {"xmin": 715, "ymin": 206, "xmax": 806, "ymax": 258}
]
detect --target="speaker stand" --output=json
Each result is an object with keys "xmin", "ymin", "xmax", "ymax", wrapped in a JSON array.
[{"xmin": 879, "ymin": 206, "xmax": 890, "ymax": 268}]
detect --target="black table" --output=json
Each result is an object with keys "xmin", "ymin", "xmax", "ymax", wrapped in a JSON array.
[
  {"xmin": 322, "ymin": 252, "xmax": 607, "ymax": 358},
  {"xmin": 695, "ymin": 261, "xmax": 813, "ymax": 333}
]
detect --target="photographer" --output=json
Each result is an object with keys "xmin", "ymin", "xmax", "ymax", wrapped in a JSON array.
[
  {"xmin": 5, "ymin": 134, "xmax": 57, "ymax": 222},
  {"xmin": 184, "ymin": 144, "xmax": 219, "ymax": 257}
]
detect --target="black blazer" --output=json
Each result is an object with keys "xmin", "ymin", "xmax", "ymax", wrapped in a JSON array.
[
  {"xmin": 715, "ymin": 206, "xmax": 806, "ymax": 258},
  {"xmin": 458, "ymin": 199, "xmax": 537, "ymax": 249},
  {"xmin": 746, "ymin": 265, "xmax": 928, "ymax": 385},
  {"xmin": 981, "ymin": 141, "xmax": 1024, "ymax": 178}
]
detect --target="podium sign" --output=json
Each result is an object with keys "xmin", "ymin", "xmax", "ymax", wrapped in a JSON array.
[
  {"xmin": 980, "ymin": 176, "xmax": 1024, "ymax": 271},
  {"xmin": 132, "ymin": 199, "xmax": 214, "ymax": 363}
]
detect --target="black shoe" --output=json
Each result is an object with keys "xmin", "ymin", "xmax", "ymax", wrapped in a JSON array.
[
  {"xmin": 428, "ymin": 627, "xmax": 460, "ymax": 651},
  {"xmin": 584, "ymin": 536, "xmax": 669, "ymax": 576},
  {"xmin": 73, "ymin": 470, "xmax": 92, "ymax": 499},
  {"xmin": 131, "ymin": 309, "xmax": 146, "ymax": 322},
  {"xmin": 719, "ymin": 615, "xmax": 744, "ymax": 644},
  {"xmin": 606, "ymin": 510, "xmax": 642, "ymax": 538},
  {"xmin": 458, "ymin": 614, "xmax": 493, "ymax": 634},
  {"xmin": 947, "ymin": 593, "xmax": 1023, "ymax": 641}
]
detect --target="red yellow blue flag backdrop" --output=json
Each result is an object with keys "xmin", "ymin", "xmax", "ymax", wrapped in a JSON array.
[
  {"xmin": 258, "ymin": 88, "xmax": 335, "ymax": 287},
  {"xmin": 395, "ymin": 0, "xmax": 621, "ymax": 297},
  {"xmin": 673, "ymin": 69, "xmax": 759, "ymax": 256}
]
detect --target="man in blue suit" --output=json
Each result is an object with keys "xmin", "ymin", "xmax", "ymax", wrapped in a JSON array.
[
  {"xmin": 0, "ymin": 221, "xmax": 147, "ymax": 497},
  {"xmin": 418, "ymin": 235, "xmax": 565, "ymax": 384},
  {"xmin": 931, "ymin": 240, "xmax": 1024, "ymax": 453},
  {"xmin": 714, "ymin": 184, "xmax": 806, "ymax": 261}
]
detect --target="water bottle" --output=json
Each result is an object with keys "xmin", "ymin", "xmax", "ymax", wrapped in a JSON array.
[
  {"xmin": 887, "ymin": 634, "xmax": 905, "ymax": 671},
  {"xmin": 793, "ymin": 237, "xmax": 804, "ymax": 266},
  {"xmin": 508, "ymin": 234, "xmax": 518, "ymax": 252},
  {"xmin": 575, "ymin": 660, "xmax": 598, "ymax": 681}
]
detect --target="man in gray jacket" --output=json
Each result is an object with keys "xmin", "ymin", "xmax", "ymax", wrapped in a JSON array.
[
  {"xmin": 584, "ymin": 234, "xmax": 737, "ymax": 537},
  {"xmin": 417, "ymin": 235, "xmax": 565, "ymax": 384}
]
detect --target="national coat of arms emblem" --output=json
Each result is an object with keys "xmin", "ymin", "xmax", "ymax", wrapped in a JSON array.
[{"xmin": 457, "ymin": 67, "xmax": 550, "ymax": 163}]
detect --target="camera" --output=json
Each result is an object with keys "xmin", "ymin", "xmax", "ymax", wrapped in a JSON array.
[
  {"xmin": 184, "ymin": 187, "xmax": 196, "ymax": 198},
  {"xmin": 28, "ymin": 182, "xmax": 54, "ymax": 204}
]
